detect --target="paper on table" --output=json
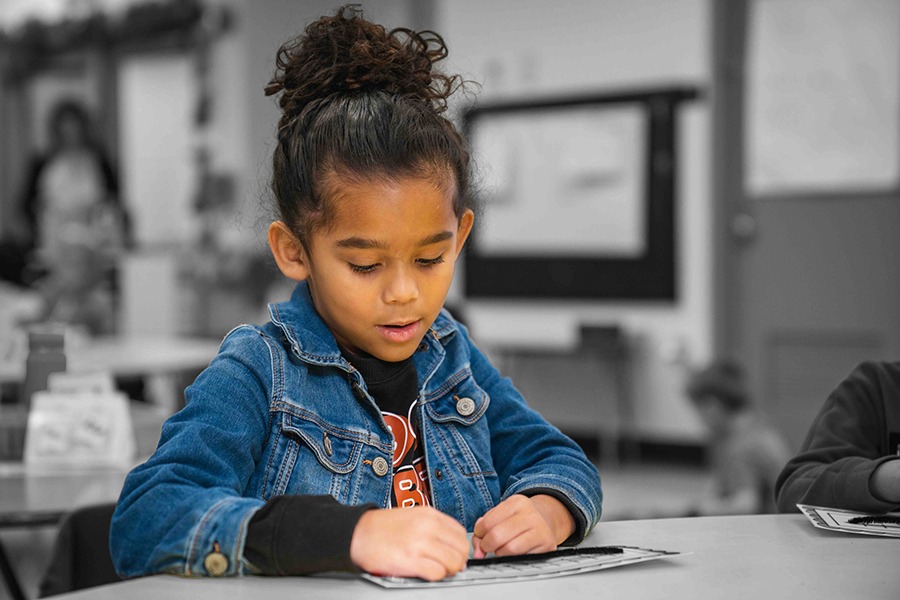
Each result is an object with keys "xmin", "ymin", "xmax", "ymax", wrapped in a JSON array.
[
  {"xmin": 798, "ymin": 504, "xmax": 900, "ymax": 538},
  {"xmin": 361, "ymin": 546, "xmax": 681, "ymax": 588}
]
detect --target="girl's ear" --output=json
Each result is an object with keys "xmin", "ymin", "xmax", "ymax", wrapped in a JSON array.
[
  {"xmin": 455, "ymin": 209, "xmax": 475, "ymax": 255},
  {"xmin": 268, "ymin": 221, "xmax": 310, "ymax": 282}
]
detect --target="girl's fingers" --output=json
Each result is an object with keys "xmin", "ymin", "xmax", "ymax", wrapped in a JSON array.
[
  {"xmin": 472, "ymin": 535, "xmax": 486, "ymax": 559},
  {"xmin": 473, "ymin": 495, "xmax": 560, "ymax": 556},
  {"xmin": 491, "ymin": 528, "xmax": 554, "ymax": 557}
]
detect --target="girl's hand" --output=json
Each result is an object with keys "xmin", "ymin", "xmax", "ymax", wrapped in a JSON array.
[
  {"xmin": 350, "ymin": 506, "xmax": 469, "ymax": 581},
  {"xmin": 471, "ymin": 494, "xmax": 575, "ymax": 558}
]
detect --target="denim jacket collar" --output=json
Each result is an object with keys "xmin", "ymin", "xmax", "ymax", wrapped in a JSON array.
[{"xmin": 266, "ymin": 281, "xmax": 458, "ymax": 369}]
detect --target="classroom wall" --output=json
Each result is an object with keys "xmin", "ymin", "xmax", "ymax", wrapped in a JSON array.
[
  {"xmin": 0, "ymin": 0, "xmax": 712, "ymax": 443},
  {"xmin": 133, "ymin": 0, "xmax": 713, "ymax": 442},
  {"xmin": 437, "ymin": 0, "xmax": 713, "ymax": 443}
]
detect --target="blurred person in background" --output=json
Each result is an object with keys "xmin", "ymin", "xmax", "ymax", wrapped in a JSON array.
[
  {"xmin": 12, "ymin": 98, "xmax": 131, "ymax": 335},
  {"xmin": 685, "ymin": 360, "xmax": 791, "ymax": 515}
]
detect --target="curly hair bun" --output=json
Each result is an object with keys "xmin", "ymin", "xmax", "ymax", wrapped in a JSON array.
[{"xmin": 265, "ymin": 5, "xmax": 460, "ymax": 118}]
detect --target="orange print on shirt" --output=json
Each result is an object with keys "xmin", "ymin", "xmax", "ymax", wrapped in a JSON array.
[{"xmin": 383, "ymin": 408, "xmax": 431, "ymax": 507}]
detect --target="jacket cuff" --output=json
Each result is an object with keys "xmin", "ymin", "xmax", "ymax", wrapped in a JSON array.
[{"xmin": 185, "ymin": 496, "xmax": 265, "ymax": 576}]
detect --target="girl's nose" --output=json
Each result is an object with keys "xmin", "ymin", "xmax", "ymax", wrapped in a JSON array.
[{"xmin": 383, "ymin": 266, "xmax": 418, "ymax": 304}]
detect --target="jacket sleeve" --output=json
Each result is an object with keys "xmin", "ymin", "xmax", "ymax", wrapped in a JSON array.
[
  {"xmin": 110, "ymin": 326, "xmax": 275, "ymax": 577},
  {"xmin": 461, "ymin": 327, "xmax": 603, "ymax": 542},
  {"xmin": 775, "ymin": 361, "xmax": 900, "ymax": 513}
]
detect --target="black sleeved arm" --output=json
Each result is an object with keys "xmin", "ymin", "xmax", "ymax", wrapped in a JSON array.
[
  {"xmin": 243, "ymin": 495, "xmax": 376, "ymax": 575},
  {"xmin": 775, "ymin": 361, "xmax": 900, "ymax": 513}
]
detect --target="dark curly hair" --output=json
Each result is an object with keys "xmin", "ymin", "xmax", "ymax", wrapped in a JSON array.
[{"xmin": 264, "ymin": 5, "xmax": 473, "ymax": 245}]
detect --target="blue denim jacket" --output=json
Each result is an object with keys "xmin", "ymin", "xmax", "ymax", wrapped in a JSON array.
[{"xmin": 110, "ymin": 282, "xmax": 602, "ymax": 577}]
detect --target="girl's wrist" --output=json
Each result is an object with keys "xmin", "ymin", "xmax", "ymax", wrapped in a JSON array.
[{"xmin": 529, "ymin": 494, "xmax": 576, "ymax": 544}]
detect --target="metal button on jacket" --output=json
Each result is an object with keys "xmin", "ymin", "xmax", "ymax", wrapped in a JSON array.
[
  {"xmin": 204, "ymin": 543, "xmax": 228, "ymax": 576},
  {"xmin": 456, "ymin": 396, "xmax": 476, "ymax": 417},
  {"xmin": 323, "ymin": 433, "xmax": 333, "ymax": 456},
  {"xmin": 372, "ymin": 456, "xmax": 389, "ymax": 477}
]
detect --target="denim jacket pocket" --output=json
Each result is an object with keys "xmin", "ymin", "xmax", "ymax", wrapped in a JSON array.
[
  {"xmin": 424, "ymin": 377, "xmax": 495, "ymax": 477},
  {"xmin": 273, "ymin": 411, "xmax": 364, "ymax": 500},
  {"xmin": 425, "ymin": 375, "xmax": 489, "ymax": 426},
  {"xmin": 423, "ymin": 375, "xmax": 500, "ymax": 520}
]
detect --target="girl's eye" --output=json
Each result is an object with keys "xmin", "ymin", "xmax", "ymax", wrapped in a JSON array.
[
  {"xmin": 417, "ymin": 255, "xmax": 445, "ymax": 267},
  {"xmin": 348, "ymin": 262, "xmax": 378, "ymax": 274}
]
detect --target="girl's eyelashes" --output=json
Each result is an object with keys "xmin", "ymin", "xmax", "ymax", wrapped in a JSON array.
[
  {"xmin": 348, "ymin": 262, "xmax": 378, "ymax": 274},
  {"xmin": 347, "ymin": 263, "xmax": 378, "ymax": 273},
  {"xmin": 347, "ymin": 255, "xmax": 445, "ymax": 274},
  {"xmin": 417, "ymin": 255, "xmax": 445, "ymax": 267}
]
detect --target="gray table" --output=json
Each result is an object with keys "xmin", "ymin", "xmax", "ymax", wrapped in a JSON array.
[
  {"xmin": 47, "ymin": 513, "xmax": 900, "ymax": 600},
  {"xmin": 0, "ymin": 463, "xmax": 129, "ymax": 600}
]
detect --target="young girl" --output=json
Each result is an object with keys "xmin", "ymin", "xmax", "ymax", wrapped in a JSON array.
[{"xmin": 110, "ymin": 7, "xmax": 602, "ymax": 582}]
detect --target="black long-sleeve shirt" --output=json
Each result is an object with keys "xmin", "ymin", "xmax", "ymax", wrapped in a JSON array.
[{"xmin": 775, "ymin": 361, "xmax": 900, "ymax": 513}]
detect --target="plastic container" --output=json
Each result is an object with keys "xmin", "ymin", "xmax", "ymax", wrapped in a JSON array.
[{"xmin": 21, "ymin": 325, "xmax": 67, "ymax": 406}]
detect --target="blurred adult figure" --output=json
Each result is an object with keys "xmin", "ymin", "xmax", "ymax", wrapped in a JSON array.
[
  {"xmin": 13, "ymin": 99, "xmax": 131, "ymax": 334},
  {"xmin": 19, "ymin": 99, "xmax": 129, "ymax": 261}
]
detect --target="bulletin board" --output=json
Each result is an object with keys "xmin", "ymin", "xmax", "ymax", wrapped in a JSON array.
[
  {"xmin": 463, "ymin": 87, "xmax": 699, "ymax": 300},
  {"xmin": 745, "ymin": 0, "xmax": 900, "ymax": 196}
]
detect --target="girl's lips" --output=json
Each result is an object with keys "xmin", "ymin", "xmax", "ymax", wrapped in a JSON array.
[{"xmin": 377, "ymin": 320, "xmax": 421, "ymax": 343}]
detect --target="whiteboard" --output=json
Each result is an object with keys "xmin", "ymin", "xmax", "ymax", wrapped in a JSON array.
[{"xmin": 470, "ymin": 105, "xmax": 647, "ymax": 257}]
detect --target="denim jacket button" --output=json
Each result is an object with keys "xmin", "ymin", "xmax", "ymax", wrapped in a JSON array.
[
  {"xmin": 456, "ymin": 397, "xmax": 476, "ymax": 416},
  {"xmin": 372, "ymin": 456, "xmax": 390, "ymax": 477},
  {"xmin": 323, "ymin": 434, "xmax": 333, "ymax": 456},
  {"xmin": 203, "ymin": 546, "xmax": 228, "ymax": 576}
]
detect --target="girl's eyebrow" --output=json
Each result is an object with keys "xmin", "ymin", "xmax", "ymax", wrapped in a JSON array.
[
  {"xmin": 335, "ymin": 231, "xmax": 453, "ymax": 249},
  {"xmin": 418, "ymin": 231, "xmax": 453, "ymax": 246}
]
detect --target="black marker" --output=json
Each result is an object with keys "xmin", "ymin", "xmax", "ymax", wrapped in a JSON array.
[
  {"xmin": 847, "ymin": 515, "xmax": 900, "ymax": 526},
  {"xmin": 467, "ymin": 546, "xmax": 624, "ymax": 567}
]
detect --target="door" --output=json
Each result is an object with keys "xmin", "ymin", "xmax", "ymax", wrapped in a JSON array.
[{"xmin": 714, "ymin": 0, "xmax": 900, "ymax": 452}]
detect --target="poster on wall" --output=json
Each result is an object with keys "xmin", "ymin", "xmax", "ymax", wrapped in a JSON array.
[{"xmin": 745, "ymin": 0, "xmax": 900, "ymax": 196}]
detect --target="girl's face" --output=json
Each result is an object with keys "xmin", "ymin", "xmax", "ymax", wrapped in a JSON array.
[{"xmin": 275, "ymin": 175, "xmax": 473, "ymax": 362}]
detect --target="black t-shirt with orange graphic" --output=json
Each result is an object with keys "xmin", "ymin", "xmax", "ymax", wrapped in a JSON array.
[{"xmin": 342, "ymin": 350, "xmax": 431, "ymax": 508}]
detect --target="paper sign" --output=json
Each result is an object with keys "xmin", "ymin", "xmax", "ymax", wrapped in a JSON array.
[{"xmin": 24, "ymin": 390, "xmax": 135, "ymax": 469}]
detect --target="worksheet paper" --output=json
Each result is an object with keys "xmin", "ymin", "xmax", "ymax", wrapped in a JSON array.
[
  {"xmin": 798, "ymin": 504, "xmax": 900, "ymax": 538},
  {"xmin": 361, "ymin": 546, "xmax": 680, "ymax": 588}
]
